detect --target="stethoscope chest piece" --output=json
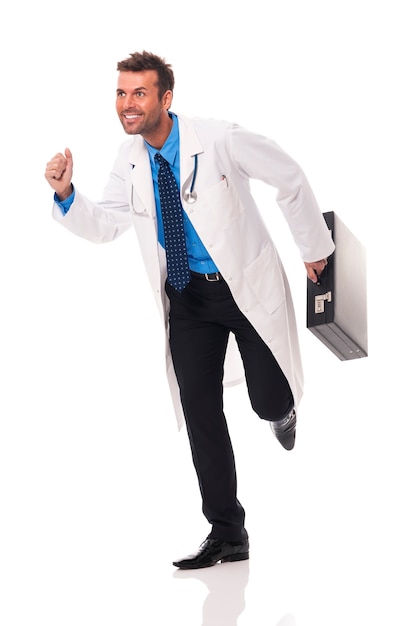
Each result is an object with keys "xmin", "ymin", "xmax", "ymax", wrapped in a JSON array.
[{"xmin": 183, "ymin": 189, "xmax": 197, "ymax": 204}]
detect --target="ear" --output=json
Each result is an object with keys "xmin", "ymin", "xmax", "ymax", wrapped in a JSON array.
[{"xmin": 162, "ymin": 90, "xmax": 173, "ymax": 110}]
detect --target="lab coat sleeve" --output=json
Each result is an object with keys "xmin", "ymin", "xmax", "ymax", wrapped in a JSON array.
[
  {"xmin": 52, "ymin": 146, "xmax": 133, "ymax": 244},
  {"xmin": 228, "ymin": 125, "xmax": 335, "ymax": 263}
]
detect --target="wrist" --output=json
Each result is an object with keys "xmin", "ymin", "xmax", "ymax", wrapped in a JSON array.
[{"xmin": 56, "ymin": 184, "xmax": 73, "ymax": 201}]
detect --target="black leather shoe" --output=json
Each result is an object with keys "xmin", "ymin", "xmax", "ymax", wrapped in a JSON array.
[
  {"xmin": 173, "ymin": 536, "xmax": 249, "ymax": 569},
  {"xmin": 270, "ymin": 408, "xmax": 296, "ymax": 450}
]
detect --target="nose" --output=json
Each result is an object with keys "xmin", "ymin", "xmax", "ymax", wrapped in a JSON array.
[{"xmin": 122, "ymin": 94, "xmax": 135, "ymax": 110}]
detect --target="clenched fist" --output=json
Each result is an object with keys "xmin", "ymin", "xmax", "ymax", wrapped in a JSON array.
[{"xmin": 44, "ymin": 147, "xmax": 73, "ymax": 201}]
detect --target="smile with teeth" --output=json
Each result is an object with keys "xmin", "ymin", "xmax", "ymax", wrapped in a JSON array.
[{"xmin": 124, "ymin": 114, "xmax": 142, "ymax": 119}]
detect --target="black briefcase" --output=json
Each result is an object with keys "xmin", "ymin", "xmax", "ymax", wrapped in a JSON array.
[{"xmin": 307, "ymin": 211, "xmax": 368, "ymax": 360}]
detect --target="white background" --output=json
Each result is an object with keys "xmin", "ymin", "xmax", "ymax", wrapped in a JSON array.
[{"xmin": 0, "ymin": 1, "xmax": 415, "ymax": 625}]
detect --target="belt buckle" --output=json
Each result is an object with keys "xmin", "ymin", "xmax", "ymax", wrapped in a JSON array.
[{"xmin": 205, "ymin": 272, "xmax": 220, "ymax": 282}]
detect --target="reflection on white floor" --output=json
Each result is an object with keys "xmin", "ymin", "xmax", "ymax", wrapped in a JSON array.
[
  {"xmin": 173, "ymin": 559, "xmax": 297, "ymax": 625},
  {"xmin": 173, "ymin": 561, "xmax": 250, "ymax": 625}
]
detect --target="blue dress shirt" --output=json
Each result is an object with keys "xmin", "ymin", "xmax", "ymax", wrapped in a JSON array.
[{"xmin": 55, "ymin": 113, "xmax": 218, "ymax": 274}]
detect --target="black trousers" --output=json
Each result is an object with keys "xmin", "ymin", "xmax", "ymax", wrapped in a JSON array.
[{"xmin": 166, "ymin": 273, "xmax": 294, "ymax": 542}]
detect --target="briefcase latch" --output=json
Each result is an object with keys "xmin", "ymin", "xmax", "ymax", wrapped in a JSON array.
[{"xmin": 315, "ymin": 291, "xmax": 332, "ymax": 314}]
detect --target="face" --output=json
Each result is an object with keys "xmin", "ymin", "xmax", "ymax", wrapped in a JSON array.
[{"xmin": 116, "ymin": 70, "xmax": 172, "ymax": 143}]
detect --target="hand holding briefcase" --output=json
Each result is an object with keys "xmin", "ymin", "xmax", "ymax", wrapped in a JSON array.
[{"xmin": 307, "ymin": 211, "xmax": 368, "ymax": 361}]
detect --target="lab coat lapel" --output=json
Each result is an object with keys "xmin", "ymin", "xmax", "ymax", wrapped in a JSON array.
[
  {"xmin": 128, "ymin": 138, "xmax": 156, "ymax": 217},
  {"xmin": 177, "ymin": 115, "xmax": 204, "ymax": 199}
]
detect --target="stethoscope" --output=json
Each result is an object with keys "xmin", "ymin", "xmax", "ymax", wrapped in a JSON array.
[{"xmin": 182, "ymin": 155, "xmax": 198, "ymax": 204}]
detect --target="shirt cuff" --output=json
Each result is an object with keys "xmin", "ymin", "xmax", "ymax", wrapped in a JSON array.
[{"xmin": 54, "ymin": 188, "xmax": 75, "ymax": 215}]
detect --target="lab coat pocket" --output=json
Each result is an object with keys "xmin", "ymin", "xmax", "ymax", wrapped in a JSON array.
[
  {"xmin": 243, "ymin": 244, "xmax": 285, "ymax": 315},
  {"xmin": 189, "ymin": 176, "xmax": 244, "ymax": 232}
]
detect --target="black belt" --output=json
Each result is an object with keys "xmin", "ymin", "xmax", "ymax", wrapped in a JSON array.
[{"xmin": 190, "ymin": 270, "xmax": 223, "ymax": 282}]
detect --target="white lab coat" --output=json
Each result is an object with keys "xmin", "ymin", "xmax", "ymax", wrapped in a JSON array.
[{"xmin": 52, "ymin": 114, "xmax": 335, "ymax": 428}]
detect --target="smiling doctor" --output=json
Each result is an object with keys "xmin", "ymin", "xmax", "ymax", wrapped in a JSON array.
[{"xmin": 45, "ymin": 51, "xmax": 334, "ymax": 570}]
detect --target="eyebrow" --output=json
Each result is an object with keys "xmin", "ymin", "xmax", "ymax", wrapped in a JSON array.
[{"xmin": 116, "ymin": 86, "xmax": 148, "ymax": 93}]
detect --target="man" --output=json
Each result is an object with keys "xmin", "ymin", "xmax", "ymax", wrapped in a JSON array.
[{"xmin": 45, "ymin": 51, "xmax": 334, "ymax": 570}]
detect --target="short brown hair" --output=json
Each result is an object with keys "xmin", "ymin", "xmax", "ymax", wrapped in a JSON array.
[{"xmin": 116, "ymin": 51, "xmax": 175, "ymax": 100}]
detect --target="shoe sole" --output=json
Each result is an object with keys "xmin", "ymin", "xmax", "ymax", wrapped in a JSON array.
[{"xmin": 174, "ymin": 551, "xmax": 249, "ymax": 569}]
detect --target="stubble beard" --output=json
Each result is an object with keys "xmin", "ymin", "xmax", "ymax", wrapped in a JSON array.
[{"xmin": 120, "ymin": 116, "xmax": 144, "ymax": 136}]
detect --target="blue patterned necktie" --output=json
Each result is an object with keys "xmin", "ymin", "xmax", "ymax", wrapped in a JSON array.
[{"xmin": 155, "ymin": 153, "xmax": 191, "ymax": 292}]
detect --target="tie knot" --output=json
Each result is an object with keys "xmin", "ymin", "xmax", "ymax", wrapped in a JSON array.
[{"xmin": 155, "ymin": 153, "xmax": 167, "ymax": 166}]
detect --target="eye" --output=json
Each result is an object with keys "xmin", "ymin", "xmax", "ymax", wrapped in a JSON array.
[{"xmin": 135, "ymin": 91, "xmax": 145, "ymax": 97}]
